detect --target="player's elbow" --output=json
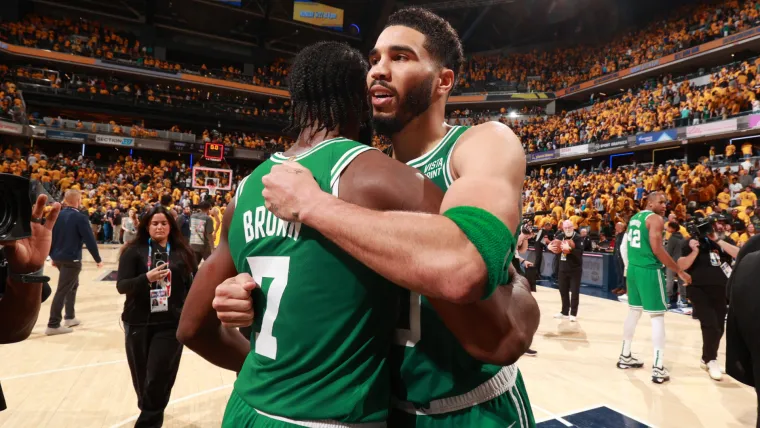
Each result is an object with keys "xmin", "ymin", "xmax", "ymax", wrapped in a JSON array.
[
  {"xmin": 176, "ymin": 317, "xmax": 204, "ymax": 347},
  {"xmin": 0, "ymin": 326, "xmax": 34, "ymax": 344},
  {"xmin": 426, "ymin": 255, "xmax": 486, "ymax": 304},
  {"xmin": 466, "ymin": 330, "xmax": 532, "ymax": 366}
]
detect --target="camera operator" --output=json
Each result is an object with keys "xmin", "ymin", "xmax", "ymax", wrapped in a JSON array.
[
  {"xmin": 678, "ymin": 219, "xmax": 739, "ymax": 381},
  {"xmin": 116, "ymin": 206, "xmax": 198, "ymax": 427},
  {"xmin": 0, "ymin": 194, "xmax": 62, "ymax": 411}
]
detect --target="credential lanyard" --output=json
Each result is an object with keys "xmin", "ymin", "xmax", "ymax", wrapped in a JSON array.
[
  {"xmin": 147, "ymin": 238, "xmax": 171, "ymax": 270},
  {"xmin": 147, "ymin": 239, "xmax": 171, "ymax": 297}
]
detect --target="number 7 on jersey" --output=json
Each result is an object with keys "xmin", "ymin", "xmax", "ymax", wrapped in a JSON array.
[{"xmin": 246, "ymin": 256, "xmax": 291, "ymax": 359}]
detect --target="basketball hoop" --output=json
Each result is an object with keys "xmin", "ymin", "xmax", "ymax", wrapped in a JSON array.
[{"xmin": 208, "ymin": 184, "xmax": 217, "ymax": 196}]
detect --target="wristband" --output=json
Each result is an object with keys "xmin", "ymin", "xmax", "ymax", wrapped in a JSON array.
[
  {"xmin": 442, "ymin": 206, "xmax": 516, "ymax": 300},
  {"xmin": 8, "ymin": 266, "xmax": 50, "ymax": 284}
]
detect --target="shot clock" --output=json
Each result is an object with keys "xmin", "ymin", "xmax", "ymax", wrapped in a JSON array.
[{"xmin": 204, "ymin": 142, "xmax": 224, "ymax": 161}]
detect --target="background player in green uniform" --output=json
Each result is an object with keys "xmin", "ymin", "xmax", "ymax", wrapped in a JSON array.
[
  {"xmin": 177, "ymin": 41, "xmax": 450, "ymax": 427},
  {"xmin": 618, "ymin": 192, "xmax": 691, "ymax": 384},
  {"xmin": 248, "ymin": 8, "xmax": 540, "ymax": 428}
]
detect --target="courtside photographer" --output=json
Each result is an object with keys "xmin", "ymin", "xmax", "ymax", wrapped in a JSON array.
[
  {"xmin": 677, "ymin": 214, "xmax": 739, "ymax": 381},
  {"xmin": 0, "ymin": 175, "xmax": 62, "ymax": 411}
]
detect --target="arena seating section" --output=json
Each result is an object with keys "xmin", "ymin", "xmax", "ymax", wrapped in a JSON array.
[{"xmin": 0, "ymin": 2, "xmax": 758, "ymax": 237}]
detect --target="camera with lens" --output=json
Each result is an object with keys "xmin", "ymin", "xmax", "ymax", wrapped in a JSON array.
[
  {"xmin": 0, "ymin": 174, "xmax": 39, "ymax": 241},
  {"xmin": 684, "ymin": 213, "xmax": 729, "ymax": 239},
  {"xmin": 0, "ymin": 174, "xmax": 51, "ymax": 300}
]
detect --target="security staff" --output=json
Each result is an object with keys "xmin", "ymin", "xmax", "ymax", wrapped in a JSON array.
[
  {"xmin": 551, "ymin": 220, "xmax": 584, "ymax": 321},
  {"xmin": 678, "ymin": 220, "xmax": 739, "ymax": 381}
]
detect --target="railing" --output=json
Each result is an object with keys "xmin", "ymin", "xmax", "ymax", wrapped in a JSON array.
[{"xmin": 40, "ymin": 115, "xmax": 197, "ymax": 143}]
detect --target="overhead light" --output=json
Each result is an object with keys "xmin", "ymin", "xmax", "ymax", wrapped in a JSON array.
[
  {"xmin": 732, "ymin": 53, "xmax": 735, "ymax": 57},
  {"xmin": 599, "ymin": 92, "xmax": 606, "ymax": 96},
  {"xmin": 509, "ymin": 111, "xmax": 518, "ymax": 118},
  {"xmin": 581, "ymin": 158, "xmax": 592, "ymax": 161}
]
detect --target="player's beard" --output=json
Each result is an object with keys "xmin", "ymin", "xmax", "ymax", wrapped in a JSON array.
[{"xmin": 372, "ymin": 74, "xmax": 435, "ymax": 137}]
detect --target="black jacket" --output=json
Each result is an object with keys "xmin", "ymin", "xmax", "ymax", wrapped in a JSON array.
[
  {"xmin": 558, "ymin": 231, "xmax": 584, "ymax": 272},
  {"xmin": 680, "ymin": 236, "xmax": 734, "ymax": 288},
  {"xmin": 116, "ymin": 240, "xmax": 197, "ymax": 326}
]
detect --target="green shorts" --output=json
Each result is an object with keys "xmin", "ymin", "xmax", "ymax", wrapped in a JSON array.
[
  {"xmin": 223, "ymin": 389, "xmax": 300, "ymax": 428},
  {"xmin": 627, "ymin": 265, "xmax": 668, "ymax": 314},
  {"xmin": 222, "ymin": 389, "xmax": 388, "ymax": 428},
  {"xmin": 389, "ymin": 370, "xmax": 535, "ymax": 428}
]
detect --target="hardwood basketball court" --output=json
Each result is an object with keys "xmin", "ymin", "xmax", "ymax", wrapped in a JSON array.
[{"xmin": 0, "ymin": 249, "xmax": 755, "ymax": 427}]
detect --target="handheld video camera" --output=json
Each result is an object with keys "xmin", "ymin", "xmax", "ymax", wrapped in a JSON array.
[
  {"xmin": 684, "ymin": 213, "xmax": 730, "ymax": 240},
  {"xmin": 0, "ymin": 174, "xmax": 41, "ymax": 241},
  {"xmin": 0, "ymin": 174, "xmax": 52, "ymax": 300}
]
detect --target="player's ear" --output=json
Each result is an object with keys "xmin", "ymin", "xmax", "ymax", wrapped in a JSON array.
[{"xmin": 437, "ymin": 68, "xmax": 455, "ymax": 97}]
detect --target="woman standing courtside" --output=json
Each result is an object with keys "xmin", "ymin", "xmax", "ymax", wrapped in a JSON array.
[
  {"xmin": 121, "ymin": 209, "xmax": 139, "ymax": 244},
  {"xmin": 116, "ymin": 206, "xmax": 198, "ymax": 427}
]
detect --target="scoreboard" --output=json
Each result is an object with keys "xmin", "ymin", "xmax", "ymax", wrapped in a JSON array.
[
  {"xmin": 204, "ymin": 142, "xmax": 224, "ymax": 161},
  {"xmin": 171, "ymin": 141, "xmax": 231, "ymax": 160}
]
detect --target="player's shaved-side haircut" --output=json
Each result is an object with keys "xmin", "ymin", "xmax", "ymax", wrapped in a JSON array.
[{"xmin": 386, "ymin": 7, "xmax": 465, "ymax": 91}]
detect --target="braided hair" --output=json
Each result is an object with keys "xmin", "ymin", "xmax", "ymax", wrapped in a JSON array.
[{"xmin": 287, "ymin": 41, "xmax": 371, "ymax": 143}]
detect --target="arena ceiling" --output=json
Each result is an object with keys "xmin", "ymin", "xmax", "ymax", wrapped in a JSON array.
[{"xmin": 33, "ymin": 0, "xmax": 692, "ymax": 56}]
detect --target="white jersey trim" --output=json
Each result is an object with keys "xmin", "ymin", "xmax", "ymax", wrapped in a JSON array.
[
  {"xmin": 393, "ymin": 364, "xmax": 518, "ymax": 415},
  {"xmin": 254, "ymin": 408, "xmax": 386, "ymax": 428},
  {"xmin": 406, "ymin": 126, "xmax": 458, "ymax": 168},
  {"xmin": 330, "ymin": 146, "xmax": 376, "ymax": 190},
  {"xmin": 270, "ymin": 137, "xmax": 349, "ymax": 163}
]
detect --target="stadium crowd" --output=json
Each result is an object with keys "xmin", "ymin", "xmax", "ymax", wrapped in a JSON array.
[
  {"xmin": 0, "ymin": 143, "xmax": 251, "ymax": 246},
  {"xmin": 458, "ymin": 0, "xmax": 760, "ymax": 93},
  {"xmin": 492, "ymin": 58, "xmax": 760, "ymax": 153},
  {"xmin": 523, "ymin": 159, "xmax": 760, "ymax": 248},
  {"xmin": 0, "ymin": 15, "xmax": 289, "ymax": 88}
]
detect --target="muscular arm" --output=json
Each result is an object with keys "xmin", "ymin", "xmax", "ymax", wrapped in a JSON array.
[
  {"xmin": 177, "ymin": 200, "xmax": 250, "ymax": 372},
  {"xmin": 647, "ymin": 215, "xmax": 682, "ymax": 272},
  {"xmin": 0, "ymin": 279, "xmax": 42, "ymax": 343},
  {"xmin": 322, "ymin": 126, "xmax": 538, "ymax": 365},
  {"xmin": 298, "ymin": 123, "xmax": 524, "ymax": 304}
]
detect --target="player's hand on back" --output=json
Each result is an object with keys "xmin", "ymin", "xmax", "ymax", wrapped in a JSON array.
[
  {"xmin": 213, "ymin": 273, "xmax": 258, "ymax": 328},
  {"xmin": 262, "ymin": 161, "xmax": 329, "ymax": 223},
  {"xmin": 678, "ymin": 269, "xmax": 692, "ymax": 286}
]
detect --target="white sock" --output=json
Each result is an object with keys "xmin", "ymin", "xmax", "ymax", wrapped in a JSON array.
[
  {"xmin": 651, "ymin": 314, "xmax": 666, "ymax": 368},
  {"xmin": 622, "ymin": 308, "xmax": 642, "ymax": 356}
]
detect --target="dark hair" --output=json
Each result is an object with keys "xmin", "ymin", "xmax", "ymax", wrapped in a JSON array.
[
  {"xmin": 160, "ymin": 194, "xmax": 173, "ymax": 206},
  {"xmin": 386, "ymin": 7, "xmax": 465, "ymax": 90},
  {"xmin": 667, "ymin": 221, "xmax": 680, "ymax": 231},
  {"xmin": 287, "ymin": 41, "xmax": 370, "ymax": 141},
  {"xmin": 121, "ymin": 206, "xmax": 197, "ymax": 271}
]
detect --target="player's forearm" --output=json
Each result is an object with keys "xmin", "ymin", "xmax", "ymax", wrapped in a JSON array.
[
  {"xmin": 179, "ymin": 326, "xmax": 249, "ymax": 372},
  {"xmin": 301, "ymin": 196, "xmax": 487, "ymax": 303},
  {"xmin": 428, "ymin": 268, "xmax": 539, "ymax": 366},
  {"xmin": 0, "ymin": 280, "xmax": 42, "ymax": 344}
]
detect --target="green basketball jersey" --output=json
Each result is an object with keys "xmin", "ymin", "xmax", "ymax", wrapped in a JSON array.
[
  {"xmin": 228, "ymin": 137, "xmax": 399, "ymax": 423},
  {"xmin": 391, "ymin": 125, "xmax": 504, "ymax": 406},
  {"xmin": 626, "ymin": 210, "xmax": 662, "ymax": 269}
]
